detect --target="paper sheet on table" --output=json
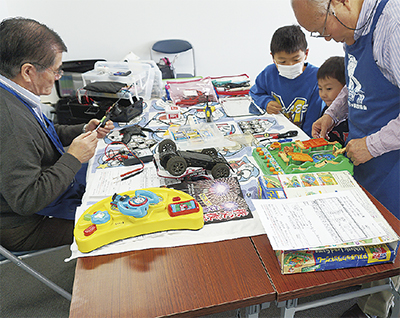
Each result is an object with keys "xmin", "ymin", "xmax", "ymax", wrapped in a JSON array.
[
  {"xmin": 253, "ymin": 190, "xmax": 389, "ymax": 251},
  {"xmin": 84, "ymin": 162, "xmax": 172, "ymax": 199},
  {"xmin": 66, "ymin": 203, "xmax": 266, "ymax": 261}
]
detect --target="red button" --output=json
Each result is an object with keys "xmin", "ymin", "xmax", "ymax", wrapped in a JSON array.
[
  {"xmin": 84, "ymin": 224, "xmax": 97, "ymax": 236},
  {"xmin": 172, "ymin": 196, "xmax": 181, "ymax": 201}
]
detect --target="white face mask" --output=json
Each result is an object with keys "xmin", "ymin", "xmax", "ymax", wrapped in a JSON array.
[{"xmin": 276, "ymin": 61, "xmax": 304, "ymax": 79}]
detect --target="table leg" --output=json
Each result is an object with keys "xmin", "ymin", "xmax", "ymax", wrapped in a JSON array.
[
  {"xmin": 278, "ymin": 298, "xmax": 297, "ymax": 318},
  {"xmin": 390, "ymin": 277, "xmax": 400, "ymax": 318},
  {"xmin": 278, "ymin": 281, "xmax": 395, "ymax": 318},
  {"xmin": 243, "ymin": 302, "xmax": 271, "ymax": 318}
]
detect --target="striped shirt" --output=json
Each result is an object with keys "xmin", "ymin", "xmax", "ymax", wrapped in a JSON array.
[{"xmin": 326, "ymin": 0, "xmax": 400, "ymax": 157}]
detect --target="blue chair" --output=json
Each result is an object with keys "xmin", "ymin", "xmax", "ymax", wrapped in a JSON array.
[
  {"xmin": 150, "ymin": 39, "xmax": 196, "ymax": 78},
  {"xmin": 0, "ymin": 244, "xmax": 72, "ymax": 301}
]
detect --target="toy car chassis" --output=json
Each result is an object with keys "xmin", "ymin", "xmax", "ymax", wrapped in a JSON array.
[{"xmin": 158, "ymin": 139, "xmax": 231, "ymax": 179}]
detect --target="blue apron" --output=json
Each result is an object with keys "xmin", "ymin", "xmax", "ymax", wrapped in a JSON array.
[
  {"xmin": 345, "ymin": 0, "xmax": 400, "ymax": 219},
  {"xmin": 0, "ymin": 82, "xmax": 86, "ymax": 220}
]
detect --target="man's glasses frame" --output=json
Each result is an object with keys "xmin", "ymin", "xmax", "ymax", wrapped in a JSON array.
[
  {"xmin": 27, "ymin": 62, "xmax": 64, "ymax": 80},
  {"xmin": 310, "ymin": 0, "xmax": 332, "ymax": 38}
]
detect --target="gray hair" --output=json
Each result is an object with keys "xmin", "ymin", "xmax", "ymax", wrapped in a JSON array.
[
  {"xmin": 291, "ymin": 0, "xmax": 330, "ymax": 16},
  {"xmin": 0, "ymin": 17, "xmax": 67, "ymax": 79}
]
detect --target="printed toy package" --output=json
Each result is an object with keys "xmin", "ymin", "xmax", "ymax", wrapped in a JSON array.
[
  {"xmin": 255, "ymin": 170, "xmax": 400, "ymax": 274},
  {"xmin": 276, "ymin": 243, "xmax": 399, "ymax": 274}
]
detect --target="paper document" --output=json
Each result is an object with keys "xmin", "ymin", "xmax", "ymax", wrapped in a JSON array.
[
  {"xmin": 253, "ymin": 190, "xmax": 388, "ymax": 251},
  {"xmin": 85, "ymin": 162, "xmax": 167, "ymax": 199}
]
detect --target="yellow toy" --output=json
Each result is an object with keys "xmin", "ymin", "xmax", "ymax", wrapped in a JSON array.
[{"xmin": 74, "ymin": 187, "xmax": 204, "ymax": 253}]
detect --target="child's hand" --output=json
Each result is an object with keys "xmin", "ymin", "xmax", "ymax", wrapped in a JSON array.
[{"xmin": 266, "ymin": 101, "xmax": 282, "ymax": 114}]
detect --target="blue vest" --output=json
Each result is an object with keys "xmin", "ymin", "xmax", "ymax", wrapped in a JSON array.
[
  {"xmin": 345, "ymin": 0, "xmax": 400, "ymax": 218},
  {"xmin": 0, "ymin": 82, "xmax": 86, "ymax": 220}
]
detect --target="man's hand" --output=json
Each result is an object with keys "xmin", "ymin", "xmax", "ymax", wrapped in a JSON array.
[
  {"xmin": 67, "ymin": 131, "xmax": 98, "ymax": 163},
  {"xmin": 85, "ymin": 118, "xmax": 115, "ymax": 138},
  {"xmin": 312, "ymin": 114, "xmax": 335, "ymax": 139},
  {"xmin": 346, "ymin": 137, "xmax": 373, "ymax": 166},
  {"xmin": 266, "ymin": 101, "xmax": 282, "ymax": 114}
]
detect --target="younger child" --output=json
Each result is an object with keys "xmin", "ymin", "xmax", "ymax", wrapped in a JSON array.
[
  {"xmin": 317, "ymin": 56, "xmax": 349, "ymax": 146},
  {"xmin": 250, "ymin": 25, "xmax": 323, "ymax": 137}
]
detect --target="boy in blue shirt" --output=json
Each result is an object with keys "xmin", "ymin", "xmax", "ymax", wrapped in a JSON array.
[
  {"xmin": 250, "ymin": 25, "xmax": 323, "ymax": 137},
  {"xmin": 317, "ymin": 56, "xmax": 349, "ymax": 147}
]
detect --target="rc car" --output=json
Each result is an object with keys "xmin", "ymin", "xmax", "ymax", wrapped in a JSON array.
[{"xmin": 158, "ymin": 139, "xmax": 231, "ymax": 178}]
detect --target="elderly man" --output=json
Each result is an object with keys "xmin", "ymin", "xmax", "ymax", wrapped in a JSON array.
[
  {"xmin": 291, "ymin": 1, "xmax": 400, "ymax": 317},
  {"xmin": 0, "ymin": 17, "xmax": 114, "ymax": 251},
  {"xmin": 291, "ymin": 0, "xmax": 399, "ymax": 217}
]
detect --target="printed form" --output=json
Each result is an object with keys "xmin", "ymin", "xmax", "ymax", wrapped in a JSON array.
[{"xmin": 253, "ymin": 190, "xmax": 387, "ymax": 251}]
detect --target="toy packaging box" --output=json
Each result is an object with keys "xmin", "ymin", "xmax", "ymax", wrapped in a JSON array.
[
  {"xmin": 276, "ymin": 242, "xmax": 399, "ymax": 274},
  {"xmin": 256, "ymin": 171, "xmax": 400, "ymax": 274}
]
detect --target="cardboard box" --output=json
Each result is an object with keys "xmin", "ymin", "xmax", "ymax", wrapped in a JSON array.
[{"xmin": 276, "ymin": 242, "xmax": 399, "ymax": 274}]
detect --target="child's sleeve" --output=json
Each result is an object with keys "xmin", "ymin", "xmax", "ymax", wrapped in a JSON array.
[{"xmin": 249, "ymin": 71, "xmax": 275, "ymax": 111}]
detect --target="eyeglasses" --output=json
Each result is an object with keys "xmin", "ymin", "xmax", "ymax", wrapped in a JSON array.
[
  {"xmin": 310, "ymin": 0, "xmax": 332, "ymax": 38},
  {"xmin": 29, "ymin": 62, "xmax": 64, "ymax": 80},
  {"xmin": 46, "ymin": 67, "xmax": 64, "ymax": 80}
]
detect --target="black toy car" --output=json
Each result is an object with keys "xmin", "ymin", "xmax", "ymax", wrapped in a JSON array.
[{"xmin": 158, "ymin": 139, "xmax": 231, "ymax": 178}]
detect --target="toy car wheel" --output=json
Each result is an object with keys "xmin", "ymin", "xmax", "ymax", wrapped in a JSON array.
[
  {"xmin": 211, "ymin": 163, "xmax": 230, "ymax": 179},
  {"xmin": 158, "ymin": 139, "xmax": 177, "ymax": 153},
  {"xmin": 166, "ymin": 156, "xmax": 188, "ymax": 176},
  {"xmin": 201, "ymin": 148, "xmax": 218, "ymax": 157}
]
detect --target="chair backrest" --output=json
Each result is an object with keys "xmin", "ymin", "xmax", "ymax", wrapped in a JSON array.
[{"xmin": 150, "ymin": 39, "xmax": 196, "ymax": 78}]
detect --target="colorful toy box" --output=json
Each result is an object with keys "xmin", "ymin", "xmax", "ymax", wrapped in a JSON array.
[{"xmin": 276, "ymin": 242, "xmax": 399, "ymax": 274}]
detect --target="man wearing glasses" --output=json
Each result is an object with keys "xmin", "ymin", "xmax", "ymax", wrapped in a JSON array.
[
  {"xmin": 0, "ymin": 18, "xmax": 114, "ymax": 252},
  {"xmin": 291, "ymin": 1, "xmax": 400, "ymax": 317}
]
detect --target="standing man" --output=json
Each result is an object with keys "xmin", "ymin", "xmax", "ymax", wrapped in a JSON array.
[
  {"xmin": 291, "ymin": 0, "xmax": 399, "ymax": 218},
  {"xmin": 0, "ymin": 17, "xmax": 114, "ymax": 251},
  {"xmin": 291, "ymin": 1, "xmax": 400, "ymax": 317}
]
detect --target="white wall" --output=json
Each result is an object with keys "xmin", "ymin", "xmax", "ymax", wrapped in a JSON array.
[{"xmin": 1, "ymin": 0, "xmax": 344, "ymax": 82}]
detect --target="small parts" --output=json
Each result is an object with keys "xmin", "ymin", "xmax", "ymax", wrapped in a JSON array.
[
  {"xmin": 301, "ymin": 138, "xmax": 328, "ymax": 149},
  {"xmin": 278, "ymin": 151, "xmax": 290, "ymax": 166},
  {"xmin": 314, "ymin": 160, "xmax": 340, "ymax": 168},
  {"xmin": 255, "ymin": 146, "xmax": 282, "ymax": 175},
  {"xmin": 333, "ymin": 144, "xmax": 346, "ymax": 157},
  {"xmin": 288, "ymin": 152, "xmax": 313, "ymax": 163},
  {"xmin": 269, "ymin": 142, "xmax": 282, "ymax": 151},
  {"xmin": 294, "ymin": 140, "xmax": 307, "ymax": 152}
]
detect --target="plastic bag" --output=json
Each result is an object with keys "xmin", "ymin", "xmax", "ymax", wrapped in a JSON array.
[
  {"xmin": 211, "ymin": 74, "xmax": 251, "ymax": 96},
  {"xmin": 166, "ymin": 77, "xmax": 218, "ymax": 106}
]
